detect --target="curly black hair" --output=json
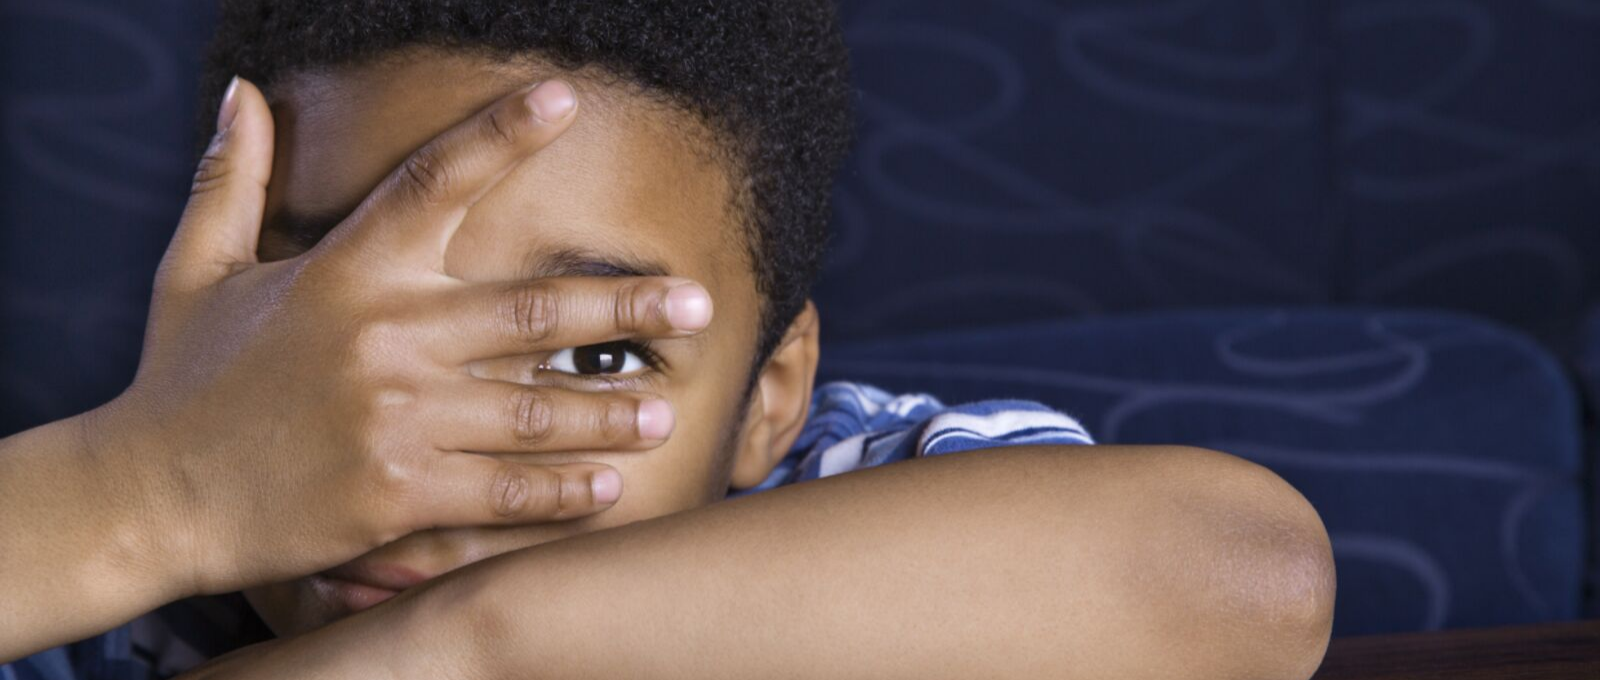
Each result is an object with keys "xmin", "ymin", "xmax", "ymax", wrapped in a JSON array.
[{"xmin": 199, "ymin": 0, "xmax": 853, "ymax": 369}]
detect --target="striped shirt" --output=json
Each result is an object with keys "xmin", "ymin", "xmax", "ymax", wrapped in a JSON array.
[{"xmin": 3, "ymin": 382, "xmax": 1092, "ymax": 679}]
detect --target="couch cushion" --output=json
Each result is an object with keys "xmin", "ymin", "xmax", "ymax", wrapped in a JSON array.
[
  {"xmin": 817, "ymin": 0, "xmax": 1331, "ymax": 340},
  {"xmin": 819, "ymin": 309, "xmax": 1587, "ymax": 634},
  {"xmin": 1573, "ymin": 307, "xmax": 1600, "ymax": 617},
  {"xmin": 0, "ymin": 1, "xmax": 217, "ymax": 435},
  {"xmin": 1336, "ymin": 0, "xmax": 1600, "ymax": 354},
  {"xmin": 818, "ymin": 0, "xmax": 1600, "ymax": 356}
]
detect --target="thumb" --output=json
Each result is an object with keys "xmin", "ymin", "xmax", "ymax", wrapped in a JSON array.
[{"xmin": 159, "ymin": 76, "xmax": 276, "ymax": 293}]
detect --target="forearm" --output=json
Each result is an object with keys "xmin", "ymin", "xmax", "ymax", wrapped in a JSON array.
[
  {"xmin": 0, "ymin": 409, "xmax": 181, "ymax": 660},
  {"xmin": 418, "ymin": 445, "xmax": 1335, "ymax": 680}
]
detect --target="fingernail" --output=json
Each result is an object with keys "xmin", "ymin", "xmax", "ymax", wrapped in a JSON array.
[
  {"xmin": 637, "ymin": 399, "xmax": 675, "ymax": 440},
  {"xmin": 663, "ymin": 282, "xmax": 712, "ymax": 332},
  {"xmin": 216, "ymin": 76, "xmax": 241, "ymax": 133},
  {"xmin": 527, "ymin": 80, "xmax": 576, "ymax": 122},
  {"xmin": 591, "ymin": 469, "xmax": 623, "ymax": 505}
]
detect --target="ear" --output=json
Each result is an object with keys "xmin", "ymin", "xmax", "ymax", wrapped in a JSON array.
[{"xmin": 728, "ymin": 300, "xmax": 821, "ymax": 490}]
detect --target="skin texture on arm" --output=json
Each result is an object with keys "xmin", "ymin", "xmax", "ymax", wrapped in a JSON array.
[
  {"xmin": 0, "ymin": 416, "xmax": 180, "ymax": 659},
  {"xmin": 187, "ymin": 444, "xmax": 1336, "ymax": 680}
]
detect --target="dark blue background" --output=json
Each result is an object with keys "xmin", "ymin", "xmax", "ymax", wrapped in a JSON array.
[{"xmin": 3, "ymin": 0, "xmax": 1597, "ymax": 637}]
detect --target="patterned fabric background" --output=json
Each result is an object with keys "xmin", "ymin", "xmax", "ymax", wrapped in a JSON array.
[
  {"xmin": 817, "ymin": 0, "xmax": 1600, "ymax": 351},
  {"xmin": 2, "ymin": 0, "xmax": 1597, "ymax": 637}
]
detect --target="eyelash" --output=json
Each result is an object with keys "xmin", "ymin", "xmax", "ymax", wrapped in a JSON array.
[
  {"xmin": 538, "ymin": 339, "xmax": 669, "ymax": 386},
  {"xmin": 617, "ymin": 339, "xmax": 667, "ymax": 371}
]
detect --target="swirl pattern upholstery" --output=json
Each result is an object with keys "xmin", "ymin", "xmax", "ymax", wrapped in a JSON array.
[
  {"xmin": 821, "ymin": 0, "xmax": 1600, "ymax": 348},
  {"xmin": 0, "ymin": 0, "xmax": 217, "ymax": 435},
  {"xmin": 813, "ymin": 0, "xmax": 1600, "ymax": 630},
  {"xmin": 0, "ymin": 0, "xmax": 1596, "ymax": 637}
]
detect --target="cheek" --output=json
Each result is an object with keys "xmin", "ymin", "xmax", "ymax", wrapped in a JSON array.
[{"xmin": 605, "ymin": 393, "xmax": 739, "ymax": 516}]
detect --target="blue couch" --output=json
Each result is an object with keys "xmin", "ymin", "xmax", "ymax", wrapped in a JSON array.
[
  {"xmin": 2, "ymin": 0, "xmax": 1596, "ymax": 637},
  {"xmin": 819, "ymin": 310, "xmax": 1589, "ymax": 634},
  {"xmin": 809, "ymin": 0, "xmax": 1600, "ymax": 635}
]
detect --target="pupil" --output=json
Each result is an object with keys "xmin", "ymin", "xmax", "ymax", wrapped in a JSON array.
[{"xmin": 574, "ymin": 342, "xmax": 625, "ymax": 374}]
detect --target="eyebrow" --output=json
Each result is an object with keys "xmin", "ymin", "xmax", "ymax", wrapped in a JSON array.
[
  {"xmin": 520, "ymin": 247, "xmax": 674, "ymax": 281},
  {"xmin": 525, "ymin": 248, "xmax": 710, "ymax": 352}
]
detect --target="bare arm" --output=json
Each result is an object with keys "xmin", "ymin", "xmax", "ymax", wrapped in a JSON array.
[
  {"xmin": 0, "ymin": 414, "xmax": 179, "ymax": 659},
  {"xmin": 190, "ymin": 445, "xmax": 1336, "ymax": 680}
]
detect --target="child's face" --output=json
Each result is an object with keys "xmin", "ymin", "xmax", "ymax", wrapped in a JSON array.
[{"xmin": 243, "ymin": 51, "xmax": 778, "ymax": 635}]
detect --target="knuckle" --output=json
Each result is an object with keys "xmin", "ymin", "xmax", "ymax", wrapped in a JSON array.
[
  {"xmin": 489, "ymin": 463, "xmax": 531, "ymax": 519},
  {"xmin": 347, "ymin": 315, "xmax": 411, "ymax": 370},
  {"xmin": 484, "ymin": 107, "xmax": 521, "ymax": 147},
  {"xmin": 370, "ymin": 455, "xmax": 413, "ymax": 495},
  {"xmin": 510, "ymin": 388, "xmax": 555, "ymax": 446},
  {"xmin": 555, "ymin": 470, "xmax": 590, "ymax": 517},
  {"xmin": 612, "ymin": 280, "xmax": 644, "ymax": 333},
  {"xmin": 189, "ymin": 147, "xmax": 233, "ymax": 197},
  {"xmin": 398, "ymin": 146, "xmax": 453, "ymax": 205},
  {"xmin": 533, "ymin": 471, "xmax": 568, "ymax": 517},
  {"xmin": 363, "ymin": 383, "xmax": 418, "ymax": 419},
  {"xmin": 352, "ymin": 384, "xmax": 419, "ymax": 449},
  {"xmin": 598, "ymin": 398, "xmax": 636, "ymax": 444},
  {"xmin": 507, "ymin": 282, "xmax": 558, "ymax": 344},
  {"xmin": 359, "ymin": 450, "xmax": 422, "ymax": 528}
]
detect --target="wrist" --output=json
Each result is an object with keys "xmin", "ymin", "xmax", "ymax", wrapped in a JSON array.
[{"xmin": 78, "ymin": 397, "xmax": 207, "ymax": 601}]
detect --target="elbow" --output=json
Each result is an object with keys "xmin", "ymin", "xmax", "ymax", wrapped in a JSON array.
[
  {"xmin": 1232, "ymin": 483, "xmax": 1336, "ymax": 680},
  {"xmin": 1172, "ymin": 446, "xmax": 1337, "ymax": 680},
  {"xmin": 999, "ymin": 443, "xmax": 1337, "ymax": 678},
  {"xmin": 1263, "ymin": 511, "xmax": 1336, "ymax": 679}
]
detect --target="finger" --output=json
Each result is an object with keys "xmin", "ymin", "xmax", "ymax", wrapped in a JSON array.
[
  {"xmin": 410, "ymin": 455, "xmax": 623, "ymax": 528},
  {"xmin": 431, "ymin": 382, "xmax": 675, "ymax": 454},
  {"xmin": 427, "ymin": 276, "xmax": 713, "ymax": 363},
  {"xmin": 324, "ymin": 80, "xmax": 579, "ymax": 271},
  {"xmin": 160, "ymin": 76, "xmax": 276, "ymax": 292}
]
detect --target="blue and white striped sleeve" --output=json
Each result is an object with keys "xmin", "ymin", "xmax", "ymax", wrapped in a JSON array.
[{"xmin": 730, "ymin": 381, "xmax": 1093, "ymax": 496}]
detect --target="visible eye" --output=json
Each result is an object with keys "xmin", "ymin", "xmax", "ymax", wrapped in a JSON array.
[{"xmin": 542, "ymin": 340, "xmax": 658, "ymax": 377}]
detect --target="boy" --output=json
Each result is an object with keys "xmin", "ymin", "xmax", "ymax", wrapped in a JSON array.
[{"xmin": 0, "ymin": 1, "xmax": 1335, "ymax": 678}]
